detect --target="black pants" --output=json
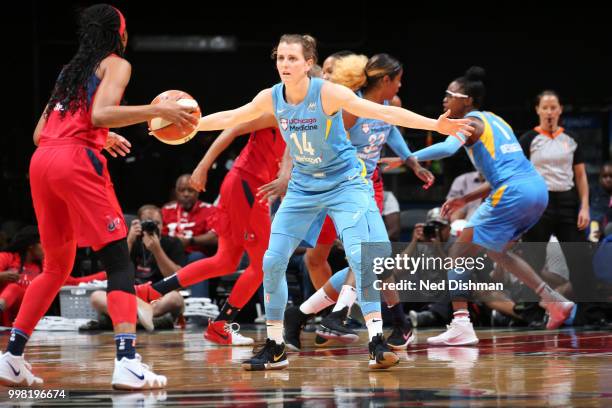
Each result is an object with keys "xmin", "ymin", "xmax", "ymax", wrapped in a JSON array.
[{"xmin": 522, "ymin": 189, "xmax": 595, "ymax": 299}]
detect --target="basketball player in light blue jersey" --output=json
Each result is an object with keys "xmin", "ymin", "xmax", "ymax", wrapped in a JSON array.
[
  {"xmin": 284, "ymin": 53, "xmax": 433, "ymax": 353},
  {"xmin": 196, "ymin": 34, "xmax": 473, "ymax": 369},
  {"xmin": 386, "ymin": 67, "xmax": 574, "ymax": 345}
]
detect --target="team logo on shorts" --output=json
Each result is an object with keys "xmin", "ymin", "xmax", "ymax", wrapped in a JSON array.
[
  {"xmin": 106, "ymin": 216, "xmax": 121, "ymax": 232},
  {"xmin": 307, "ymin": 102, "xmax": 317, "ymax": 112},
  {"xmin": 280, "ymin": 118, "xmax": 288, "ymax": 131},
  {"xmin": 361, "ymin": 123, "xmax": 370, "ymax": 134}
]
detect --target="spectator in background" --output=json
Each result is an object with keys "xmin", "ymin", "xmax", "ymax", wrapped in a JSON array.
[
  {"xmin": 519, "ymin": 90, "xmax": 593, "ymax": 299},
  {"xmin": 1, "ymin": 226, "xmax": 105, "ymax": 327},
  {"xmin": 163, "ymin": 174, "xmax": 218, "ymax": 297},
  {"xmin": 446, "ymin": 171, "xmax": 486, "ymax": 222},
  {"xmin": 0, "ymin": 227, "xmax": 43, "ymax": 327},
  {"xmin": 89, "ymin": 205, "xmax": 185, "ymax": 331},
  {"xmin": 382, "ymin": 190, "xmax": 401, "ymax": 241},
  {"xmin": 590, "ymin": 162, "xmax": 612, "ymax": 240},
  {"xmin": 405, "ymin": 208, "xmax": 453, "ymax": 328}
]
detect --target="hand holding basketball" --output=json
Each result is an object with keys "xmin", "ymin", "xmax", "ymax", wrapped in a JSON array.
[{"xmin": 148, "ymin": 90, "xmax": 201, "ymax": 145}]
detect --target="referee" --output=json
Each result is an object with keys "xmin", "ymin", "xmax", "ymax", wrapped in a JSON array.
[{"xmin": 519, "ymin": 90, "xmax": 593, "ymax": 299}]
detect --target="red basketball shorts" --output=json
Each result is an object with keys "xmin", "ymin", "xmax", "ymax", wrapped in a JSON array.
[
  {"xmin": 30, "ymin": 140, "xmax": 127, "ymax": 251},
  {"xmin": 208, "ymin": 169, "xmax": 270, "ymax": 249}
]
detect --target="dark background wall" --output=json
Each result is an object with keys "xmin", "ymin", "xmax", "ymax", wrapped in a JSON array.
[{"xmin": 3, "ymin": 1, "xmax": 611, "ymax": 225}]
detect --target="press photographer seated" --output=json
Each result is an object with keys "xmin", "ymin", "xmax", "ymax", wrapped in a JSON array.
[{"xmin": 88, "ymin": 205, "xmax": 185, "ymax": 331}]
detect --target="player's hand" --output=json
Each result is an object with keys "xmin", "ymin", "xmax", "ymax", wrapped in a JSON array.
[
  {"xmin": 405, "ymin": 156, "xmax": 434, "ymax": 189},
  {"xmin": 413, "ymin": 166, "xmax": 435, "ymax": 189},
  {"xmin": 257, "ymin": 177, "xmax": 289, "ymax": 204},
  {"xmin": 441, "ymin": 197, "xmax": 467, "ymax": 218},
  {"xmin": 154, "ymin": 99, "xmax": 199, "ymax": 133},
  {"xmin": 104, "ymin": 132, "xmax": 131, "ymax": 158},
  {"xmin": 577, "ymin": 206, "xmax": 590, "ymax": 230},
  {"xmin": 436, "ymin": 110, "xmax": 474, "ymax": 137},
  {"xmin": 190, "ymin": 165, "xmax": 209, "ymax": 192},
  {"xmin": 379, "ymin": 157, "xmax": 404, "ymax": 172}
]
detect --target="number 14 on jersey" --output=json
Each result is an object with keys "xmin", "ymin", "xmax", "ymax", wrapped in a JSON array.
[{"xmin": 290, "ymin": 132, "xmax": 315, "ymax": 155}]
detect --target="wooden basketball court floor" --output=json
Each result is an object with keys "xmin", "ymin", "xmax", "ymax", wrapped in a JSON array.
[{"xmin": 0, "ymin": 327, "xmax": 611, "ymax": 406}]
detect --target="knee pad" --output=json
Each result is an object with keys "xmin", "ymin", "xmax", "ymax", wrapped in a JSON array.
[
  {"xmin": 96, "ymin": 239, "xmax": 135, "ymax": 294},
  {"xmin": 263, "ymin": 249, "xmax": 288, "ymax": 294}
]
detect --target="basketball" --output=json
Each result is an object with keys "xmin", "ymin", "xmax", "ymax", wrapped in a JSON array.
[{"xmin": 148, "ymin": 90, "xmax": 201, "ymax": 145}]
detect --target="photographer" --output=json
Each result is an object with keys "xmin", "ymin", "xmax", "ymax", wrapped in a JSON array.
[
  {"xmin": 405, "ymin": 208, "xmax": 452, "ymax": 260},
  {"xmin": 89, "ymin": 205, "xmax": 185, "ymax": 330},
  {"xmin": 401, "ymin": 208, "xmax": 453, "ymax": 327},
  {"xmin": 126, "ymin": 205, "xmax": 185, "ymax": 282}
]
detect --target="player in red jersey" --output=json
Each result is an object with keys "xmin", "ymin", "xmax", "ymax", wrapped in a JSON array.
[
  {"xmin": 0, "ymin": 4, "xmax": 197, "ymax": 389},
  {"xmin": 136, "ymin": 113, "xmax": 286, "ymax": 345}
]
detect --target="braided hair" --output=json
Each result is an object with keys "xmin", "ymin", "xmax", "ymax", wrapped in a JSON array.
[{"xmin": 45, "ymin": 4, "xmax": 125, "ymax": 118}]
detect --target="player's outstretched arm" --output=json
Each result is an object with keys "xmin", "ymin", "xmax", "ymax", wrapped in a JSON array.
[
  {"xmin": 197, "ymin": 89, "xmax": 274, "ymax": 132},
  {"xmin": 411, "ymin": 116, "xmax": 484, "ymax": 161},
  {"xmin": 412, "ymin": 135, "xmax": 466, "ymax": 161},
  {"xmin": 190, "ymin": 113, "xmax": 277, "ymax": 192},
  {"xmin": 324, "ymin": 82, "xmax": 474, "ymax": 137}
]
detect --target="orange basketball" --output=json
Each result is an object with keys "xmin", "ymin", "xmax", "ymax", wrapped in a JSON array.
[{"xmin": 148, "ymin": 90, "xmax": 201, "ymax": 145}]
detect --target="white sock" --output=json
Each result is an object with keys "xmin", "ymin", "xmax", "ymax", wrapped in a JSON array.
[
  {"xmin": 266, "ymin": 321, "xmax": 284, "ymax": 344},
  {"xmin": 536, "ymin": 282, "xmax": 567, "ymax": 303},
  {"xmin": 453, "ymin": 309, "xmax": 470, "ymax": 321},
  {"xmin": 366, "ymin": 317, "xmax": 383, "ymax": 341},
  {"xmin": 332, "ymin": 285, "xmax": 357, "ymax": 313},
  {"xmin": 299, "ymin": 287, "xmax": 335, "ymax": 315}
]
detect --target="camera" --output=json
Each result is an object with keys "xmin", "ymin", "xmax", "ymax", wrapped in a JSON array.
[
  {"xmin": 140, "ymin": 220, "xmax": 160, "ymax": 236},
  {"xmin": 423, "ymin": 223, "xmax": 440, "ymax": 241}
]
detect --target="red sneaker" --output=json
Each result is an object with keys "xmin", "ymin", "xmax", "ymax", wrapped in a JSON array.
[
  {"xmin": 542, "ymin": 301, "xmax": 575, "ymax": 330},
  {"xmin": 204, "ymin": 320, "xmax": 254, "ymax": 346}
]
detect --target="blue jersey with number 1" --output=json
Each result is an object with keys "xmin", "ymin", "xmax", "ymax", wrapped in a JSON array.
[{"xmin": 271, "ymin": 78, "xmax": 366, "ymax": 192}]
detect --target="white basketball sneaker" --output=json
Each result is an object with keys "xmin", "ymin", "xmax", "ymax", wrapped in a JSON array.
[
  {"xmin": 111, "ymin": 354, "xmax": 167, "ymax": 390},
  {"xmin": 427, "ymin": 317, "xmax": 479, "ymax": 346},
  {"xmin": 0, "ymin": 352, "xmax": 43, "ymax": 386}
]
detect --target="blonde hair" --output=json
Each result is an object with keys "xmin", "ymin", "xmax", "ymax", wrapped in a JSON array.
[
  {"xmin": 330, "ymin": 54, "xmax": 368, "ymax": 91},
  {"xmin": 271, "ymin": 34, "xmax": 318, "ymax": 64},
  {"xmin": 332, "ymin": 53, "xmax": 403, "ymax": 92}
]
